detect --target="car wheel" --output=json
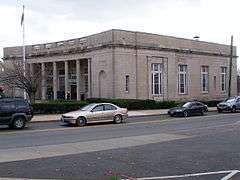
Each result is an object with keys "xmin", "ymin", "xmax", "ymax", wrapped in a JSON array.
[
  {"xmin": 231, "ymin": 106, "xmax": 237, "ymax": 113},
  {"xmin": 12, "ymin": 117, "xmax": 26, "ymax": 129},
  {"xmin": 76, "ymin": 117, "xmax": 86, "ymax": 127},
  {"xmin": 183, "ymin": 111, "xmax": 188, "ymax": 117},
  {"xmin": 200, "ymin": 109, "xmax": 204, "ymax": 116},
  {"xmin": 217, "ymin": 109, "xmax": 222, "ymax": 113},
  {"xmin": 114, "ymin": 115, "xmax": 122, "ymax": 124}
]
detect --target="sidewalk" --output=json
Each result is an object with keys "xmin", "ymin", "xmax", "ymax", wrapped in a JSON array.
[{"xmin": 31, "ymin": 107, "xmax": 217, "ymax": 123}]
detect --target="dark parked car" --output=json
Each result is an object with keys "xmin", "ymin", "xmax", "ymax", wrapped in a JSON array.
[
  {"xmin": 0, "ymin": 98, "xmax": 33, "ymax": 129},
  {"xmin": 168, "ymin": 101, "xmax": 208, "ymax": 117},
  {"xmin": 217, "ymin": 96, "xmax": 240, "ymax": 113}
]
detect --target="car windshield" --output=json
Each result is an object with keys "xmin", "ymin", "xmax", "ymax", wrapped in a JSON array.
[
  {"xmin": 80, "ymin": 104, "xmax": 97, "ymax": 111},
  {"xmin": 182, "ymin": 102, "xmax": 192, "ymax": 108},
  {"xmin": 224, "ymin": 97, "xmax": 236, "ymax": 103}
]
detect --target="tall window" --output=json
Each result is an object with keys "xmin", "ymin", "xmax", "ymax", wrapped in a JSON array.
[
  {"xmin": 201, "ymin": 66, "xmax": 209, "ymax": 93},
  {"xmin": 220, "ymin": 67, "xmax": 227, "ymax": 92},
  {"xmin": 125, "ymin": 75, "xmax": 129, "ymax": 92},
  {"xmin": 178, "ymin": 65, "xmax": 187, "ymax": 94},
  {"xmin": 151, "ymin": 63, "xmax": 163, "ymax": 95}
]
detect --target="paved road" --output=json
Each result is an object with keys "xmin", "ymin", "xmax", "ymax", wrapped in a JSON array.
[{"xmin": 0, "ymin": 112, "xmax": 240, "ymax": 179}]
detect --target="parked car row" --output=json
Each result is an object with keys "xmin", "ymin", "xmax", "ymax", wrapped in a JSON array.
[
  {"xmin": 1, "ymin": 96, "xmax": 240, "ymax": 129},
  {"xmin": 168, "ymin": 96, "xmax": 240, "ymax": 118},
  {"xmin": 0, "ymin": 98, "xmax": 128, "ymax": 129}
]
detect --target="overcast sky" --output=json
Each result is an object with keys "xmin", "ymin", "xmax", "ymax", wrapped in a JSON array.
[{"xmin": 0, "ymin": 0, "xmax": 239, "ymax": 67}]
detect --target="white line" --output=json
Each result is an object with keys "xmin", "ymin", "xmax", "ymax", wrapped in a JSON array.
[
  {"xmin": 221, "ymin": 170, "xmax": 239, "ymax": 180},
  {"xmin": 125, "ymin": 170, "xmax": 239, "ymax": 180}
]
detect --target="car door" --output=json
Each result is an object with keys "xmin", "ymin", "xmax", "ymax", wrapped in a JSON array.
[
  {"xmin": 88, "ymin": 105, "xmax": 104, "ymax": 122},
  {"xmin": 188, "ymin": 102, "xmax": 199, "ymax": 115},
  {"xmin": 0, "ymin": 100, "xmax": 16, "ymax": 124},
  {"xmin": 195, "ymin": 102, "xmax": 205, "ymax": 113},
  {"xmin": 102, "ymin": 104, "xmax": 117, "ymax": 121}
]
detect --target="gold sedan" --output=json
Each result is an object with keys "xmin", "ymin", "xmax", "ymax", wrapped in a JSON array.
[{"xmin": 61, "ymin": 103, "xmax": 128, "ymax": 126}]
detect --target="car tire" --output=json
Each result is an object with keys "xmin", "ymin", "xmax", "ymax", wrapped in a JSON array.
[
  {"xmin": 183, "ymin": 111, "xmax": 188, "ymax": 117},
  {"xmin": 231, "ymin": 106, "xmax": 237, "ymax": 113},
  {"xmin": 200, "ymin": 109, "xmax": 204, "ymax": 116},
  {"xmin": 12, "ymin": 117, "xmax": 26, "ymax": 129},
  {"xmin": 217, "ymin": 109, "xmax": 222, "ymax": 113},
  {"xmin": 114, "ymin": 115, "xmax": 122, "ymax": 124},
  {"xmin": 76, "ymin": 117, "xmax": 86, "ymax": 127}
]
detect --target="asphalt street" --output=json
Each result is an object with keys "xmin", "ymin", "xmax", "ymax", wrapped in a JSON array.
[{"xmin": 0, "ymin": 112, "xmax": 240, "ymax": 180}]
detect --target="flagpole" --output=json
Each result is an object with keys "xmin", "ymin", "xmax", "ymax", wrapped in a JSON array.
[{"xmin": 22, "ymin": 5, "xmax": 27, "ymax": 100}]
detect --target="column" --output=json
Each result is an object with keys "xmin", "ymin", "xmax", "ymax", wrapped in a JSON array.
[
  {"xmin": 76, "ymin": 59, "xmax": 81, "ymax": 100},
  {"xmin": 41, "ymin": 63, "xmax": 46, "ymax": 100},
  {"xmin": 64, "ymin": 61, "xmax": 69, "ymax": 100},
  {"xmin": 88, "ymin": 59, "xmax": 91, "ymax": 98},
  {"xmin": 53, "ymin": 62, "xmax": 57, "ymax": 100}
]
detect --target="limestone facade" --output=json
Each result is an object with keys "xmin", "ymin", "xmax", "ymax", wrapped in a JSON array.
[{"xmin": 3, "ymin": 29, "xmax": 238, "ymax": 101}]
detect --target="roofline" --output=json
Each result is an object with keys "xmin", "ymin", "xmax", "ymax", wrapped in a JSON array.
[
  {"xmin": 3, "ymin": 43, "xmax": 238, "ymax": 61},
  {"xmin": 111, "ymin": 29, "xmax": 234, "ymax": 48},
  {"xmin": 3, "ymin": 29, "xmax": 235, "ymax": 49},
  {"xmin": 3, "ymin": 29, "xmax": 113, "ymax": 49}
]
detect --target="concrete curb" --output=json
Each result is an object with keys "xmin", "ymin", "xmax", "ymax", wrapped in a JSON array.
[{"xmin": 30, "ymin": 108, "xmax": 217, "ymax": 123}]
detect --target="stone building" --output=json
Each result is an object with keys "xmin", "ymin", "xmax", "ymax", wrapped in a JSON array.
[{"xmin": 2, "ymin": 29, "xmax": 238, "ymax": 101}]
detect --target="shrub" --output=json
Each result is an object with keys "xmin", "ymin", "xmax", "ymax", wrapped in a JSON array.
[
  {"xmin": 200, "ymin": 100, "xmax": 221, "ymax": 107},
  {"xmin": 32, "ymin": 100, "xmax": 88, "ymax": 114}
]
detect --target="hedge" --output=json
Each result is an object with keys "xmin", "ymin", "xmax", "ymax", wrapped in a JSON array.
[
  {"xmin": 200, "ymin": 100, "xmax": 221, "ymax": 107},
  {"xmin": 86, "ymin": 98, "xmax": 178, "ymax": 110},
  {"xmin": 32, "ymin": 98, "xmax": 221, "ymax": 114},
  {"xmin": 32, "ymin": 100, "xmax": 88, "ymax": 114}
]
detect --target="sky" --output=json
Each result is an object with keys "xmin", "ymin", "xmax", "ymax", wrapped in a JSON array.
[{"xmin": 0, "ymin": 0, "xmax": 239, "ymax": 67}]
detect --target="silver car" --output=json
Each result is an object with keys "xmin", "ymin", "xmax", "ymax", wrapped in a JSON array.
[
  {"xmin": 217, "ymin": 96, "xmax": 240, "ymax": 113},
  {"xmin": 61, "ymin": 103, "xmax": 128, "ymax": 126}
]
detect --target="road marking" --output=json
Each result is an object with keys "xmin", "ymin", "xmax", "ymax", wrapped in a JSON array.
[
  {"xmin": 0, "ymin": 133, "xmax": 189, "ymax": 163},
  {"xmin": 123, "ymin": 170, "xmax": 240, "ymax": 180},
  {"xmin": 0, "ymin": 113, "xmax": 240, "ymax": 135},
  {"xmin": 221, "ymin": 170, "xmax": 239, "ymax": 180}
]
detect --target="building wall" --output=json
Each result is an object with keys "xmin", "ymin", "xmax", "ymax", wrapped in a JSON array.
[
  {"xmin": 3, "ymin": 29, "xmax": 238, "ymax": 101},
  {"xmin": 112, "ymin": 46, "xmax": 237, "ymax": 101},
  {"xmin": 90, "ymin": 49, "xmax": 114, "ymax": 98}
]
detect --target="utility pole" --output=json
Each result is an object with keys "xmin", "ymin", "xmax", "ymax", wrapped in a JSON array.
[
  {"xmin": 21, "ymin": 5, "xmax": 27, "ymax": 99},
  {"xmin": 228, "ymin": 35, "xmax": 233, "ymax": 97}
]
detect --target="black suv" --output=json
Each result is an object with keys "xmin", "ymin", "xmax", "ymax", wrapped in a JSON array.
[{"xmin": 0, "ymin": 98, "xmax": 33, "ymax": 129}]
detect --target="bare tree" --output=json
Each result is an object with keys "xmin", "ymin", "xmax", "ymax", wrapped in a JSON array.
[{"xmin": 0, "ymin": 59, "xmax": 41, "ymax": 103}]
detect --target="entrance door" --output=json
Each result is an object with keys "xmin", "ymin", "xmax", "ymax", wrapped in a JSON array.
[{"xmin": 70, "ymin": 85, "xmax": 77, "ymax": 100}]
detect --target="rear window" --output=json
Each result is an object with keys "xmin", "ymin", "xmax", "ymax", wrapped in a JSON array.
[{"xmin": 104, "ymin": 104, "xmax": 117, "ymax": 111}]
